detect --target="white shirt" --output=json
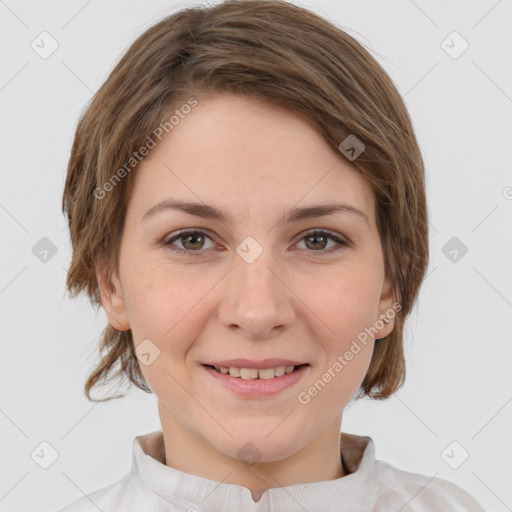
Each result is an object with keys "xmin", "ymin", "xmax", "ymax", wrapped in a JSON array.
[{"xmin": 57, "ymin": 430, "xmax": 484, "ymax": 511}]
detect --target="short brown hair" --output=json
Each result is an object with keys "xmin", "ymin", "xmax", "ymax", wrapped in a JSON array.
[{"xmin": 62, "ymin": 0, "xmax": 429, "ymax": 402}]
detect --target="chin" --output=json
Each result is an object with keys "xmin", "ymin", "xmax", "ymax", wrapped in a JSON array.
[{"xmin": 209, "ymin": 424, "xmax": 306, "ymax": 464}]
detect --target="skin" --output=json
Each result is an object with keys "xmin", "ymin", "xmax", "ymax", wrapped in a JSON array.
[{"xmin": 97, "ymin": 93, "xmax": 395, "ymax": 501}]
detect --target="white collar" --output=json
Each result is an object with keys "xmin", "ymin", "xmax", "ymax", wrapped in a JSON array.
[{"xmin": 130, "ymin": 430, "xmax": 377, "ymax": 511}]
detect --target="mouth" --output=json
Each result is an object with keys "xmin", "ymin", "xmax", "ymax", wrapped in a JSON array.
[
  {"xmin": 202, "ymin": 363, "xmax": 310, "ymax": 380},
  {"xmin": 201, "ymin": 362, "xmax": 311, "ymax": 397}
]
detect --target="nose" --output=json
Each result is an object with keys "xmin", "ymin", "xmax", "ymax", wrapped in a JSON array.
[{"xmin": 217, "ymin": 246, "xmax": 296, "ymax": 340}]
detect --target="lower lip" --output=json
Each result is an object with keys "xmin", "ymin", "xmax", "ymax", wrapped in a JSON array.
[{"xmin": 202, "ymin": 364, "xmax": 310, "ymax": 397}]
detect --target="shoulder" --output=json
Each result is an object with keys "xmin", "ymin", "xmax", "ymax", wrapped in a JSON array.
[
  {"xmin": 55, "ymin": 473, "xmax": 161, "ymax": 512},
  {"xmin": 56, "ymin": 475, "xmax": 129, "ymax": 512},
  {"xmin": 373, "ymin": 460, "xmax": 485, "ymax": 511}
]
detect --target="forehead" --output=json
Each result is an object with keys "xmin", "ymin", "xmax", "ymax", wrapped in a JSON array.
[{"xmin": 129, "ymin": 94, "xmax": 375, "ymax": 224}]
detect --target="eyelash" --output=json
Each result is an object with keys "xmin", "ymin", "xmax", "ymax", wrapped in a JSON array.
[{"xmin": 163, "ymin": 229, "xmax": 350, "ymax": 257}]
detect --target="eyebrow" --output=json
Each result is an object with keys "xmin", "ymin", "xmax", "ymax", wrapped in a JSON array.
[{"xmin": 142, "ymin": 199, "xmax": 369, "ymax": 228}]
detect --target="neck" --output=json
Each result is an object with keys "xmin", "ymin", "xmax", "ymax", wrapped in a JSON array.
[{"xmin": 158, "ymin": 402, "xmax": 345, "ymax": 497}]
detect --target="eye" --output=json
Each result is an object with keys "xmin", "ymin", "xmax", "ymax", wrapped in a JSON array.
[
  {"xmin": 294, "ymin": 229, "xmax": 349, "ymax": 255},
  {"xmin": 163, "ymin": 228, "xmax": 349, "ymax": 257},
  {"xmin": 164, "ymin": 230, "xmax": 217, "ymax": 255}
]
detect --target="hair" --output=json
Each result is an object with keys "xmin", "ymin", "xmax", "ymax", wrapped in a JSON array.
[{"xmin": 62, "ymin": 0, "xmax": 429, "ymax": 402}]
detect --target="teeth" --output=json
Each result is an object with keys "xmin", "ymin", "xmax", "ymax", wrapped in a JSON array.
[
  {"xmin": 240, "ymin": 368, "xmax": 259, "ymax": 379},
  {"xmin": 229, "ymin": 366, "xmax": 241, "ymax": 377},
  {"xmin": 258, "ymin": 368, "xmax": 276, "ymax": 380},
  {"xmin": 274, "ymin": 366, "xmax": 286, "ymax": 377},
  {"xmin": 211, "ymin": 365, "xmax": 300, "ymax": 379}
]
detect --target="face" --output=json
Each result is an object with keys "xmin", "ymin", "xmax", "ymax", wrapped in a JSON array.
[{"xmin": 99, "ymin": 93, "xmax": 395, "ymax": 464}]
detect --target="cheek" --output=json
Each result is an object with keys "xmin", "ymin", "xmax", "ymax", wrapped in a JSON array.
[
  {"xmin": 304, "ymin": 266, "xmax": 382, "ymax": 342},
  {"xmin": 299, "ymin": 267, "xmax": 380, "ymax": 397},
  {"xmin": 123, "ymin": 266, "xmax": 205, "ymax": 393},
  {"xmin": 123, "ymin": 262, "xmax": 217, "ymax": 347}
]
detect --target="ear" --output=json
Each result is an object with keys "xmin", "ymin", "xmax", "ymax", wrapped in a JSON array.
[
  {"xmin": 95, "ymin": 260, "xmax": 130, "ymax": 331},
  {"xmin": 374, "ymin": 273, "xmax": 398, "ymax": 340}
]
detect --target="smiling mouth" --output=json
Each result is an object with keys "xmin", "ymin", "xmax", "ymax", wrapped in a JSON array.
[{"xmin": 203, "ymin": 363, "xmax": 309, "ymax": 379}]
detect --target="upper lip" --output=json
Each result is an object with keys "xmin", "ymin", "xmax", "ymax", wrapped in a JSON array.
[{"xmin": 203, "ymin": 359, "xmax": 309, "ymax": 369}]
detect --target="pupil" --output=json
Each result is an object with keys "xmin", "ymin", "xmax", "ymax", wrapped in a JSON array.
[
  {"xmin": 306, "ymin": 233, "xmax": 326, "ymax": 250},
  {"xmin": 184, "ymin": 232, "xmax": 203, "ymax": 249}
]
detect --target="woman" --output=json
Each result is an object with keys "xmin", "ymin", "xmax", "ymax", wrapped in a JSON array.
[{"xmin": 59, "ymin": 0, "xmax": 484, "ymax": 509}]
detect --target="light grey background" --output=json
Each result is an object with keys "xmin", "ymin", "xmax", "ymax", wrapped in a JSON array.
[{"xmin": 1, "ymin": 0, "xmax": 511, "ymax": 510}]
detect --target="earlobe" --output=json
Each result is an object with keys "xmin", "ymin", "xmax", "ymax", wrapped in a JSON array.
[{"xmin": 95, "ymin": 262, "xmax": 131, "ymax": 332}]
